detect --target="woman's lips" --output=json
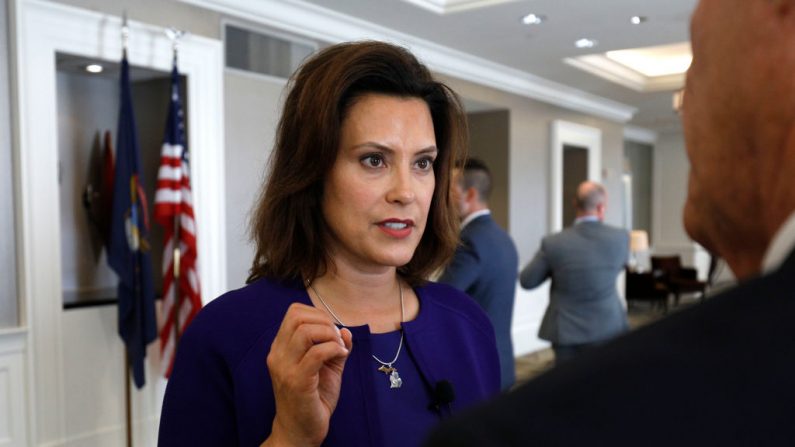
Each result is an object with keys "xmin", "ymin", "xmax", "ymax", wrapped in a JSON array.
[{"xmin": 377, "ymin": 219, "xmax": 414, "ymax": 238}]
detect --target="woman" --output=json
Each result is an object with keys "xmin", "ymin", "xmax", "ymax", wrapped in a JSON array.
[{"xmin": 158, "ymin": 41, "xmax": 500, "ymax": 447}]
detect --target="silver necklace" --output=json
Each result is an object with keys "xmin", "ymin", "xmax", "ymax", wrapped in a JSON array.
[{"xmin": 306, "ymin": 279, "xmax": 405, "ymax": 389}]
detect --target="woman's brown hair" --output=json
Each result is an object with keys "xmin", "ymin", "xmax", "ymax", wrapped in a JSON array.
[{"xmin": 247, "ymin": 41, "xmax": 467, "ymax": 286}]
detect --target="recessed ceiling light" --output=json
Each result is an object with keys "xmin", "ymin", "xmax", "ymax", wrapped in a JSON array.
[
  {"xmin": 606, "ymin": 42, "xmax": 692, "ymax": 77},
  {"xmin": 85, "ymin": 64, "xmax": 103, "ymax": 74},
  {"xmin": 521, "ymin": 13, "xmax": 546, "ymax": 25},
  {"xmin": 575, "ymin": 38, "xmax": 597, "ymax": 49},
  {"xmin": 630, "ymin": 16, "xmax": 648, "ymax": 25}
]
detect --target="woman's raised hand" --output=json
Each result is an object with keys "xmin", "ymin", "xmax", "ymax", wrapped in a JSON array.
[{"xmin": 263, "ymin": 303, "xmax": 353, "ymax": 447}]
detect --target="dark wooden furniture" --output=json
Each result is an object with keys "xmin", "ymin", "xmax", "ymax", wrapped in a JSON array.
[
  {"xmin": 651, "ymin": 255, "xmax": 708, "ymax": 306},
  {"xmin": 625, "ymin": 269, "xmax": 670, "ymax": 313}
]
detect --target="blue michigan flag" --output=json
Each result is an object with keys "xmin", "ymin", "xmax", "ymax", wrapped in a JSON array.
[{"xmin": 108, "ymin": 54, "xmax": 157, "ymax": 389}]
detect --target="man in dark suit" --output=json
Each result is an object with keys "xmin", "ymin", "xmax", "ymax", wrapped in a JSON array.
[
  {"xmin": 439, "ymin": 158, "xmax": 519, "ymax": 390},
  {"xmin": 520, "ymin": 181, "xmax": 629, "ymax": 363},
  {"xmin": 425, "ymin": 0, "xmax": 795, "ymax": 444}
]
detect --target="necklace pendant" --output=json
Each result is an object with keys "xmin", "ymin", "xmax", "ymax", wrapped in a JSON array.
[
  {"xmin": 378, "ymin": 365, "xmax": 395, "ymax": 374},
  {"xmin": 389, "ymin": 370, "xmax": 403, "ymax": 389}
]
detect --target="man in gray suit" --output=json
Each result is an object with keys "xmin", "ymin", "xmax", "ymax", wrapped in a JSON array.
[{"xmin": 519, "ymin": 181, "xmax": 628, "ymax": 363}]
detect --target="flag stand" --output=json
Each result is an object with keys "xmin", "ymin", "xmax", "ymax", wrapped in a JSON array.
[
  {"xmin": 121, "ymin": 13, "xmax": 133, "ymax": 447},
  {"xmin": 124, "ymin": 348, "xmax": 132, "ymax": 447},
  {"xmin": 167, "ymin": 28, "xmax": 185, "ymax": 362},
  {"xmin": 171, "ymin": 242, "xmax": 181, "ymax": 352}
]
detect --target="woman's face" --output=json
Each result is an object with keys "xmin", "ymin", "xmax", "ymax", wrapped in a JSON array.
[{"xmin": 322, "ymin": 93, "xmax": 438, "ymax": 273}]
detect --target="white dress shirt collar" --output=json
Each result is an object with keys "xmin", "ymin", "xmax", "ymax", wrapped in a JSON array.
[
  {"xmin": 461, "ymin": 209, "xmax": 491, "ymax": 230},
  {"xmin": 762, "ymin": 210, "xmax": 795, "ymax": 274},
  {"xmin": 574, "ymin": 215, "xmax": 600, "ymax": 225}
]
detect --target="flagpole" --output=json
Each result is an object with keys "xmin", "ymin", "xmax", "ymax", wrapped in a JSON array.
[
  {"xmin": 168, "ymin": 28, "xmax": 185, "ymax": 354},
  {"xmin": 158, "ymin": 27, "xmax": 198, "ymax": 379},
  {"xmin": 121, "ymin": 12, "xmax": 133, "ymax": 447},
  {"xmin": 172, "ymin": 229, "xmax": 181, "ymax": 349}
]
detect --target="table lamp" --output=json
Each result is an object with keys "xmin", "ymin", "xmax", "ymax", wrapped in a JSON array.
[{"xmin": 629, "ymin": 230, "xmax": 649, "ymax": 272}]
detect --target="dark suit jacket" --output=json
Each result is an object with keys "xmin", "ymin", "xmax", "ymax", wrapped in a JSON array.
[
  {"xmin": 520, "ymin": 221, "xmax": 629, "ymax": 345},
  {"xmin": 439, "ymin": 213, "xmax": 519, "ymax": 390},
  {"xmin": 425, "ymin": 249, "xmax": 795, "ymax": 446}
]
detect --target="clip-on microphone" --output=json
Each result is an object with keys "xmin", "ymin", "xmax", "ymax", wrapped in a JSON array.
[{"xmin": 428, "ymin": 380, "xmax": 456, "ymax": 417}]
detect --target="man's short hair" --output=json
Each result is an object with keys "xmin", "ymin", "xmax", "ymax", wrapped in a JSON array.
[
  {"xmin": 575, "ymin": 182, "xmax": 606, "ymax": 212},
  {"xmin": 460, "ymin": 158, "xmax": 492, "ymax": 202}
]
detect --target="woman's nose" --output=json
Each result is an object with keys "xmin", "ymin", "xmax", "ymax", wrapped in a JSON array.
[{"xmin": 386, "ymin": 168, "xmax": 416, "ymax": 204}]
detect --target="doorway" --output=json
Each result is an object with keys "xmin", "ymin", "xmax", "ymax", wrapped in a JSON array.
[
  {"xmin": 550, "ymin": 120, "xmax": 602, "ymax": 232},
  {"xmin": 562, "ymin": 144, "xmax": 589, "ymax": 227}
]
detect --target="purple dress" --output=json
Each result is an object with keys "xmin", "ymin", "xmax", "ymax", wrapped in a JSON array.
[{"xmin": 158, "ymin": 277, "xmax": 501, "ymax": 446}]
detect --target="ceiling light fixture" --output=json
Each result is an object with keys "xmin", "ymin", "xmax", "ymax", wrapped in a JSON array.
[
  {"xmin": 630, "ymin": 16, "xmax": 647, "ymax": 25},
  {"xmin": 85, "ymin": 64, "xmax": 103, "ymax": 74},
  {"xmin": 606, "ymin": 43, "xmax": 692, "ymax": 77},
  {"xmin": 521, "ymin": 13, "xmax": 546, "ymax": 25},
  {"xmin": 575, "ymin": 38, "xmax": 597, "ymax": 49}
]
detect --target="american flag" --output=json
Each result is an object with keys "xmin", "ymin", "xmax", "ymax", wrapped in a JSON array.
[{"xmin": 154, "ymin": 62, "xmax": 202, "ymax": 378}]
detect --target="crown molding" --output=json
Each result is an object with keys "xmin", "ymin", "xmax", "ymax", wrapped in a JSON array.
[
  {"xmin": 400, "ymin": 0, "xmax": 517, "ymax": 15},
  {"xmin": 179, "ymin": 0, "xmax": 637, "ymax": 122}
]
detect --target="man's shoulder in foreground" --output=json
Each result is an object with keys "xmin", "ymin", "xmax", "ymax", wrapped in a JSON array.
[{"xmin": 425, "ymin": 253, "xmax": 795, "ymax": 446}]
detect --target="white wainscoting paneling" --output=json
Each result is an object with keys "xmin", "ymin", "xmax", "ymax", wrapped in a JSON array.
[
  {"xmin": 0, "ymin": 329, "xmax": 28, "ymax": 447},
  {"xmin": 512, "ymin": 282, "xmax": 551, "ymax": 357}
]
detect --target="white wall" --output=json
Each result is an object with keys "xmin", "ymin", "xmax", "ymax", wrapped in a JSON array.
[
  {"xmin": 440, "ymin": 75, "xmax": 626, "ymax": 263},
  {"xmin": 652, "ymin": 130, "xmax": 691, "ymax": 253},
  {"xmin": 625, "ymin": 140, "xmax": 653, "ymax": 238},
  {"xmin": 651, "ymin": 129, "xmax": 715, "ymax": 280},
  {"xmin": 223, "ymin": 71, "xmax": 284, "ymax": 287}
]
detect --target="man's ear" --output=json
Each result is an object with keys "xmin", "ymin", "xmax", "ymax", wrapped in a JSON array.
[
  {"xmin": 596, "ymin": 202, "xmax": 607, "ymax": 219},
  {"xmin": 466, "ymin": 187, "xmax": 479, "ymax": 203}
]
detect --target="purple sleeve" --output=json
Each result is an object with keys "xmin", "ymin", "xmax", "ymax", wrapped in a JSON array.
[{"xmin": 158, "ymin": 320, "xmax": 240, "ymax": 446}]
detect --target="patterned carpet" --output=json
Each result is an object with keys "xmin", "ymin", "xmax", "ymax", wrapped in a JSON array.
[{"xmin": 512, "ymin": 295, "xmax": 706, "ymax": 387}]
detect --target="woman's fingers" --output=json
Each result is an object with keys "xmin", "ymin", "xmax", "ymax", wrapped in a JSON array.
[
  {"xmin": 288, "ymin": 324, "xmax": 348, "ymax": 372},
  {"xmin": 295, "ymin": 338, "xmax": 350, "ymax": 376},
  {"xmin": 270, "ymin": 304, "xmax": 338, "ymax": 357},
  {"xmin": 265, "ymin": 302, "xmax": 353, "ymax": 446},
  {"xmin": 275, "ymin": 303, "xmax": 337, "ymax": 340},
  {"xmin": 268, "ymin": 303, "xmax": 350, "ymax": 382},
  {"xmin": 340, "ymin": 327, "xmax": 353, "ymax": 352}
]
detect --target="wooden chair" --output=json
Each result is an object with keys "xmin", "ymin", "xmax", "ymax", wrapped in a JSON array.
[
  {"xmin": 625, "ymin": 268, "xmax": 671, "ymax": 313},
  {"xmin": 651, "ymin": 255, "xmax": 708, "ymax": 306}
]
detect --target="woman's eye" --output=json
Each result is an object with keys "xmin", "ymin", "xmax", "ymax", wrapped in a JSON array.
[
  {"xmin": 416, "ymin": 157, "xmax": 434, "ymax": 171},
  {"xmin": 362, "ymin": 154, "xmax": 384, "ymax": 168}
]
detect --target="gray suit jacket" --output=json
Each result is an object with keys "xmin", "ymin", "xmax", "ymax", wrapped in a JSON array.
[{"xmin": 520, "ymin": 221, "xmax": 629, "ymax": 345}]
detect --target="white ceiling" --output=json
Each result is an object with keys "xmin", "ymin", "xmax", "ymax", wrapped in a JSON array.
[{"xmin": 298, "ymin": 0, "xmax": 698, "ymax": 134}]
